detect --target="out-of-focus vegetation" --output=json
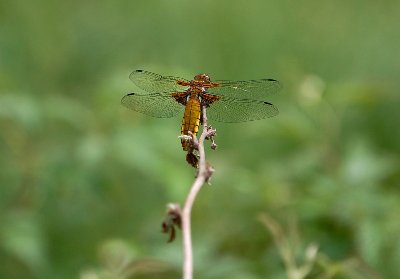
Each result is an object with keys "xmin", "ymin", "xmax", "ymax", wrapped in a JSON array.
[{"xmin": 1, "ymin": 0, "xmax": 399, "ymax": 278}]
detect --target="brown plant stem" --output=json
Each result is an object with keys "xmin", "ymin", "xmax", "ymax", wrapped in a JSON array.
[{"xmin": 181, "ymin": 105, "xmax": 211, "ymax": 279}]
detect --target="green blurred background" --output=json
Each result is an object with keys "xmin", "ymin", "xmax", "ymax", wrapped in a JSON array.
[{"xmin": 1, "ymin": 0, "xmax": 399, "ymax": 278}]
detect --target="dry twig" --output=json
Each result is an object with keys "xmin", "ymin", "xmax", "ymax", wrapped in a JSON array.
[
  {"xmin": 162, "ymin": 105, "xmax": 215, "ymax": 279},
  {"xmin": 181, "ymin": 105, "xmax": 214, "ymax": 279}
]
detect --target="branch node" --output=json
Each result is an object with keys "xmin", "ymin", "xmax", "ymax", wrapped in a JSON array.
[
  {"xmin": 187, "ymin": 131, "xmax": 199, "ymax": 150},
  {"xmin": 205, "ymin": 126, "xmax": 217, "ymax": 150}
]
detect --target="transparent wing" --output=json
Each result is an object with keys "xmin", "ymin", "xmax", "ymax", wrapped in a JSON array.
[
  {"xmin": 208, "ymin": 79, "xmax": 282, "ymax": 101},
  {"xmin": 129, "ymin": 70, "xmax": 189, "ymax": 94},
  {"xmin": 121, "ymin": 92, "xmax": 184, "ymax": 118},
  {"xmin": 206, "ymin": 97, "xmax": 278, "ymax": 122}
]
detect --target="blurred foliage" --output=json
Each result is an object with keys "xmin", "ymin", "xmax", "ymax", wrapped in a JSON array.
[{"xmin": 1, "ymin": 0, "xmax": 399, "ymax": 278}]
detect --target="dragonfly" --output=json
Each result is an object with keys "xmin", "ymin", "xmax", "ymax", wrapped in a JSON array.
[{"xmin": 121, "ymin": 70, "xmax": 281, "ymax": 151}]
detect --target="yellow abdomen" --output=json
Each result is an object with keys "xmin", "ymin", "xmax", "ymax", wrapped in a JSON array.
[{"xmin": 181, "ymin": 96, "xmax": 201, "ymax": 151}]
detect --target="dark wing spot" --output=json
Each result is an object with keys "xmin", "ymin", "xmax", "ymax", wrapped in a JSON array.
[{"xmin": 264, "ymin": 101, "xmax": 273, "ymax": 106}]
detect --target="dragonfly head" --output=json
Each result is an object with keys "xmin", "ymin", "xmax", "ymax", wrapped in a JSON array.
[{"xmin": 193, "ymin": 74, "xmax": 211, "ymax": 83}]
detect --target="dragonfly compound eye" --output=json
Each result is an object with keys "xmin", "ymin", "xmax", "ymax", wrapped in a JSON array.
[{"xmin": 194, "ymin": 74, "xmax": 211, "ymax": 83}]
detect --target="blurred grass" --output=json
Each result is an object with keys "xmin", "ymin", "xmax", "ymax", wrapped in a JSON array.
[{"xmin": 1, "ymin": 0, "xmax": 400, "ymax": 278}]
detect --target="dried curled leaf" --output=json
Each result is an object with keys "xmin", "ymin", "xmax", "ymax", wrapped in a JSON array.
[{"xmin": 162, "ymin": 203, "xmax": 182, "ymax": 242}]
